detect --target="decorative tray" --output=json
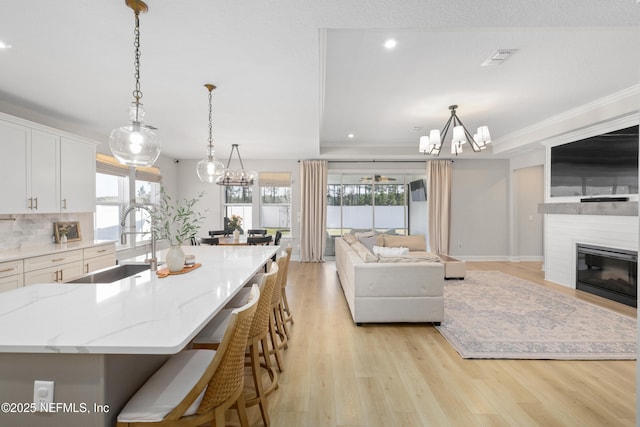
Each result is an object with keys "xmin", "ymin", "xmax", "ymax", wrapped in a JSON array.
[{"xmin": 156, "ymin": 263, "xmax": 202, "ymax": 278}]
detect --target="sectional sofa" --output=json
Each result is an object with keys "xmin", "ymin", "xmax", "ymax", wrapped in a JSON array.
[{"xmin": 335, "ymin": 233, "xmax": 445, "ymax": 325}]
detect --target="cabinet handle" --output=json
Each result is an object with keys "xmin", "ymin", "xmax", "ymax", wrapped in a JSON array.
[
  {"xmin": 33, "ymin": 197, "xmax": 38, "ymax": 210},
  {"xmin": 0, "ymin": 267, "xmax": 16, "ymax": 273},
  {"xmin": 97, "ymin": 249, "xmax": 107, "ymax": 253},
  {"xmin": 28, "ymin": 197, "xmax": 33, "ymax": 209},
  {"xmin": 59, "ymin": 269, "xmax": 63, "ymax": 282},
  {"xmin": 62, "ymin": 198, "xmax": 67, "ymax": 210},
  {"xmin": 85, "ymin": 264, "xmax": 89, "ymax": 274},
  {"xmin": 54, "ymin": 270, "xmax": 59, "ymax": 282},
  {"xmin": 52, "ymin": 258, "xmax": 65, "ymax": 262}
]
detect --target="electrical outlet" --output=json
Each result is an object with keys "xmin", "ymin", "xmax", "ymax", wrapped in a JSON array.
[{"xmin": 33, "ymin": 380, "xmax": 54, "ymax": 412}]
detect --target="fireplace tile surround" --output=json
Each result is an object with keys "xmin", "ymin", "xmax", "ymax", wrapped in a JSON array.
[{"xmin": 540, "ymin": 201, "xmax": 638, "ymax": 294}]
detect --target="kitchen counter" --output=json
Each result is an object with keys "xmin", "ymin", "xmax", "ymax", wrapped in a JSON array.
[
  {"xmin": 0, "ymin": 245, "xmax": 278, "ymax": 354},
  {"xmin": 0, "ymin": 245, "xmax": 279, "ymax": 427}
]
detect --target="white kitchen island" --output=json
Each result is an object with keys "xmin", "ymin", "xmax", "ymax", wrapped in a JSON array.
[{"xmin": 0, "ymin": 245, "xmax": 278, "ymax": 427}]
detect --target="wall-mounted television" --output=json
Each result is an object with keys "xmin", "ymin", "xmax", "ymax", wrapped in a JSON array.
[
  {"xmin": 550, "ymin": 125, "xmax": 639, "ymax": 198},
  {"xmin": 409, "ymin": 179, "xmax": 427, "ymax": 202}
]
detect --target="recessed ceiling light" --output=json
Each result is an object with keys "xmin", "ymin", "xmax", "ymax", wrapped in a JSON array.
[
  {"xmin": 383, "ymin": 39, "xmax": 397, "ymax": 49},
  {"xmin": 0, "ymin": 40, "xmax": 12, "ymax": 49},
  {"xmin": 347, "ymin": 133, "xmax": 355, "ymax": 139}
]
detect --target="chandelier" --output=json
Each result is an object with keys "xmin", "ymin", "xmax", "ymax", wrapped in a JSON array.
[
  {"xmin": 216, "ymin": 144, "xmax": 257, "ymax": 186},
  {"xmin": 109, "ymin": 0, "xmax": 161, "ymax": 167},
  {"xmin": 419, "ymin": 105, "xmax": 491, "ymax": 156},
  {"xmin": 196, "ymin": 84, "xmax": 225, "ymax": 183}
]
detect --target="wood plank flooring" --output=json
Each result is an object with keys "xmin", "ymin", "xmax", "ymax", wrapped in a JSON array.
[{"xmin": 239, "ymin": 261, "xmax": 636, "ymax": 426}]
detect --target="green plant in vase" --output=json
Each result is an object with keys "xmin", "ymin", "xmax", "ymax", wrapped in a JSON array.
[{"xmin": 148, "ymin": 187, "xmax": 206, "ymax": 272}]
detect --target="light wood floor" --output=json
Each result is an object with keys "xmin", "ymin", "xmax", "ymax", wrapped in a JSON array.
[{"xmin": 238, "ymin": 261, "xmax": 636, "ymax": 427}]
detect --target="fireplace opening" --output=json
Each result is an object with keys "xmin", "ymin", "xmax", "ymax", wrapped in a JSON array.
[{"xmin": 576, "ymin": 244, "xmax": 637, "ymax": 308}]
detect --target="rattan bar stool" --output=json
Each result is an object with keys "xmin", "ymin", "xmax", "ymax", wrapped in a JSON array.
[
  {"xmin": 193, "ymin": 265, "xmax": 280, "ymax": 426},
  {"xmin": 280, "ymin": 246, "xmax": 294, "ymax": 338},
  {"xmin": 116, "ymin": 286, "xmax": 260, "ymax": 427}
]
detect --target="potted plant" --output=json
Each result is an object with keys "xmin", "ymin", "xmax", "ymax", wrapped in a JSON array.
[
  {"xmin": 227, "ymin": 214, "xmax": 243, "ymax": 242},
  {"xmin": 148, "ymin": 187, "xmax": 206, "ymax": 272}
]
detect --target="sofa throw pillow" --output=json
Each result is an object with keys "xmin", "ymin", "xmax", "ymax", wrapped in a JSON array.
[
  {"xmin": 383, "ymin": 234, "xmax": 426, "ymax": 251},
  {"xmin": 342, "ymin": 233, "xmax": 357, "ymax": 245},
  {"xmin": 350, "ymin": 241, "xmax": 378, "ymax": 263},
  {"xmin": 354, "ymin": 230, "xmax": 376, "ymax": 238},
  {"xmin": 358, "ymin": 235, "xmax": 379, "ymax": 253},
  {"xmin": 372, "ymin": 246, "xmax": 409, "ymax": 257}
]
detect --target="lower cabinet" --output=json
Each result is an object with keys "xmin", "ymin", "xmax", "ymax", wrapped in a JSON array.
[
  {"xmin": 83, "ymin": 244, "xmax": 117, "ymax": 274},
  {"xmin": 0, "ymin": 243, "xmax": 118, "ymax": 291},
  {"xmin": 0, "ymin": 260, "xmax": 24, "ymax": 292},
  {"xmin": 24, "ymin": 250, "xmax": 84, "ymax": 286}
]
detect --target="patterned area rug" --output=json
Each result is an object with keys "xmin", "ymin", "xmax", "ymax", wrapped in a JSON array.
[{"xmin": 436, "ymin": 271, "xmax": 637, "ymax": 360}]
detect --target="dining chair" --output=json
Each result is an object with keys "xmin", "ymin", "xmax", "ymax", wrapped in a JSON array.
[
  {"xmin": 199, "ymin": 237, "xmax": 219, "ymax": 245},
  {"xmin": 248, "ymin": 229, "xmax": 268, "ymax": 236},
  {"xmin": 274, "ymin": 230, "xmax": 283, "ymax": 246},
  {"xmin": 208, "ymin": 230, "xmax": 228, "ymax": 237},
  {"xmin": 193, "ymin": 263, "xmax": 280, "ymax": 426},
  {"xmin": 116, "ymin": 285, "xmax": 260, "ymax": 427},
  {"xmin": 247, "ymin": 236, "xmax": 273, "ymax": 245},
  {"xmin": 190, "ymin": 237, "xmax": 200, "ymax": 246}
]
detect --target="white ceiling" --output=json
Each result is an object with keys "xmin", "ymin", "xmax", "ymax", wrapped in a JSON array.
[{"xmin": 0, "ymin": 1, "xmax": 638, "ymax": 162}]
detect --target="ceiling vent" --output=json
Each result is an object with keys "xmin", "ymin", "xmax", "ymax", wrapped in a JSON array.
[{"xmin": 481, "ymin": 49, "xmax": 517, "ymax": 66}]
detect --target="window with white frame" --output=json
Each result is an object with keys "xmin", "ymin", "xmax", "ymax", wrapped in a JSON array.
[
  {"xmin": 224, "ymin": 185, "xmax": 253, "ymax": 232},
  {"xmin": 259, "ymin": 172, "xmax": 291, "ymax": 236},
  {"xmin": 94, "ymin": 154, "xmax": 161, "ymax": 247}
]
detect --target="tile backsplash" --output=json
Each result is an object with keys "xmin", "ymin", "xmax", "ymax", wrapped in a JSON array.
[{"xmin": 0, "ymin": 213, "xmax": 94, "ymax": 250}]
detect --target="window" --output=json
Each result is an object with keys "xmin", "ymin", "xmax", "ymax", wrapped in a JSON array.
[
  {"xmin": 259, "ymin": 172, "xmax": 291, "ymax": 236},
  {"xmin": 224, "ymin": 186, "xmax": 253, "ymax": 231},
  {"xmin": 326, "ymin": 173, "xmax": 415, "ymax": 256},
  {"xmin": 94, "ymin": 154, "xmax": 161, "ymax": 248}
]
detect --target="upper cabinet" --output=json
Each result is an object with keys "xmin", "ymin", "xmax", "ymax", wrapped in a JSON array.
[
  {"xmin": 0, "ymin": 114, "xmax": 97, "ymax": 214},
  {"xmin": 60, "ymin": 136, "xmax": 96, "ymax": 212}
]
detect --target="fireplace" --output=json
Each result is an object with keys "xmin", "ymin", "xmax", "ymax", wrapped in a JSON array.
[{"xmin": 576, "ymin": 244, "xmax": 637, "ymax": 307}]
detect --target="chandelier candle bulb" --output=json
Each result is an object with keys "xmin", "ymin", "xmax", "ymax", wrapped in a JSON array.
[{"xmin": 419, "ymin": 104, "xmax": 489, "ymax": 156}]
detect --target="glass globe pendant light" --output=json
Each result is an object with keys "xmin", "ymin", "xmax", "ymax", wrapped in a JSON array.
[
  {"xmin": 196, "ymin": 84, "xmax": 225, "ymax": 183},
  {"xmin": 109, "ymin": 0, "xmax": 161, "ymax": 167}
]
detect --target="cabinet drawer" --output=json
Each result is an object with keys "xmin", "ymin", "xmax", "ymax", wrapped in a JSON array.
[
  {"xmin": 0, "ymin": 259, "xmax": 23, "ymax": 279},
  {"xmin": 0, "ymin": 273, "xmax": 24, "ymax": 293},
  {"xmin": 24, "ymin": 261, "xmax": 83, "ymax": 286},
  {"xmin": 83, "ymin": 244, "xmax": 115, "ymax": 260},
  {"xmin": 24, "ymin": 250, "xmax": 83, "ymax": 272}
]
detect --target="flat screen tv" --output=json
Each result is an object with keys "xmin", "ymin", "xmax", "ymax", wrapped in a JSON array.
[
  {"xmin": 409, "ymin": 179, "xmax": 427, "ymax": 202},
  {"xmin": 550, "ymin": 125, "xmax": 639, "ymax": 198}
]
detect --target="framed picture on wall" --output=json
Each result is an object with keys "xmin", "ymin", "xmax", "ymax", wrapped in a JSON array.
[{"xmin": 54, "ymin": 222, "xmax": 82, "ymax": 243}]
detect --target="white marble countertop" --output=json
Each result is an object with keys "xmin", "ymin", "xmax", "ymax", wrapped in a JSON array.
[
  {"xmin": 0, "ymin": 245, "xmax": 278, "ymax": 354},
  {"xmin": 0, "ymin": 240, "xmax": 116, "ymax": 262}
]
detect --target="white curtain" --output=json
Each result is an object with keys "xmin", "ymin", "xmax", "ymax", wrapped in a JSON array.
[
  {"xmin": 299, "ymin": 160, "xmax": 328, "ymax": 262},
  {"xmin": 427, "ymin": 160, "xmax": 452, "ymax": 255}
]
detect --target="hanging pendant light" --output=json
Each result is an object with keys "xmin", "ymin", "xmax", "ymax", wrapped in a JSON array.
[
  {"xmin": 109, "ymin": 0, "xmax": 161, "ymax": 167},
  {"xmin": 196, "ymin": 84, "xmax": 225, "ymax": 183},
  {"xmin": 216, "ymin": 144, "xmax": 257, "ymax": 186}
]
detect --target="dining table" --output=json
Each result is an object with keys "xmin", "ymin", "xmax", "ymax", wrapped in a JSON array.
[{"xmin": 0, "ymin": 245, "xmax": 278, "ymax": 427}]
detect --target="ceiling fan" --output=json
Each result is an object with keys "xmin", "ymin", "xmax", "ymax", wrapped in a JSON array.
[{"xmin": 359, "ymin": 175, "xmax": 397, "ymax": 183}]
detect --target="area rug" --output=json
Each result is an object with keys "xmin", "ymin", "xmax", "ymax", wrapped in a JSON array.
[{"xmin": 435, "ymin": 270, "xmax": 637, "ymax": 360}]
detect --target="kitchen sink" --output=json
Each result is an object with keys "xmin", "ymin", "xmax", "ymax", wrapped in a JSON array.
[{"xmin": 67, "ymin": 263, "xmax": 151, "ymax": 284}]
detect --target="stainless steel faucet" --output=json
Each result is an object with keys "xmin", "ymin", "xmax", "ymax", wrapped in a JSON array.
[{"xmin": 120, "ymin": 204, "xmax": 158, "ymax": 271}]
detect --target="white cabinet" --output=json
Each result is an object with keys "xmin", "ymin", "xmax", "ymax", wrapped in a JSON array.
[
  {"xmin": 24, "ymin": 250, "xmax": 84, "ymax": 286},
  {"xmin": 29, "ymin": 129, "xmax": 59, "ymax": 213},
  {"xmin": 61, "ymin": 137, "xmax": 96, "ymax": 212},
  {"xmin": 0, "ymin": 120, "xmax": 29, "ymax": 214},
  {"xmin": 0, "ymin": 116, "xmax": 97, "ymax": 214},
  {"xmin": 0, "ymin": 260, "xmax": 24, "ymax": 292},
  {"xmin": 83, "ymin": 243, "xmax": 116, "ymax": 274}
]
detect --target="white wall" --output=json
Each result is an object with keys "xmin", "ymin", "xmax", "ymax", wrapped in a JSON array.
[
  {"xmin": 449, "ymin": 159, "xmax": 510, "ymax": 259},
  {"xmin": 513, "ymin": 165, "xmax": 544, "ymax": 260}
]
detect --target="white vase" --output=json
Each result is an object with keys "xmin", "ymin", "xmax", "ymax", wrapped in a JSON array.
[
  {"xmin": 233, "ymin": 229, "xmax": 240, "ymax": 243},
  {"xmin": 166, "ymin": 245, "xmax": 186, "ymax": 272}
]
